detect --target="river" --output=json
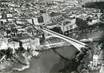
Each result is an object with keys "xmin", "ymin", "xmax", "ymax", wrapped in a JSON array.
[{"xmin": 12, "ymin": 45, "xmax": 78, "ymax": 73}]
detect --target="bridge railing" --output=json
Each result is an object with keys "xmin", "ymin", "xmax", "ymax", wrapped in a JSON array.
[{"xmin": 41, "ymin": 26, "xmax": 87, "ymax": 51}]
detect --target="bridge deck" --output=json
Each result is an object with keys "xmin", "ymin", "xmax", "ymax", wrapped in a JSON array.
[{"xmin": 41, "ymin": 27, "xmax": 87, "ymax": 51}]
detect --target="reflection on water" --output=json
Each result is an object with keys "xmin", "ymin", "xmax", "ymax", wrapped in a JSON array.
[
  {"xmin": 0, "ymin": 46, "xmax": 78, "ymax": 73},
  {"xmin": 14, "ymin": 46, "xmax": 77, "ymax": 73}
]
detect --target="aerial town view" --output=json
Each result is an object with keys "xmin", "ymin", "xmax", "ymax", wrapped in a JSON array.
[{"xmin": 0, "ymin": 0, "xmax": 104, "ymax": 73}]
